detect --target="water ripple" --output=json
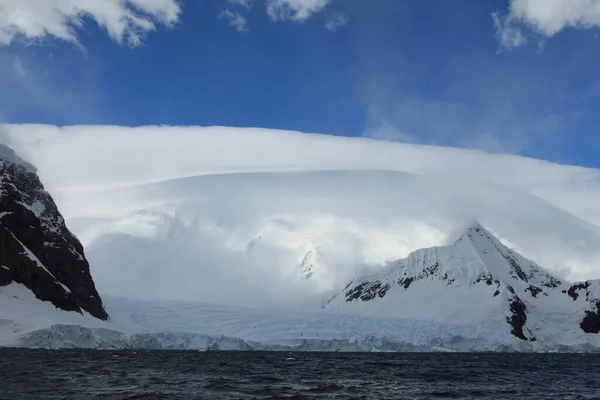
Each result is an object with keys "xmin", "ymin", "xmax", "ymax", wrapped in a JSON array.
[{"xmin": 1, "ymin": 350, "xmax": 600, "ymax": 399}]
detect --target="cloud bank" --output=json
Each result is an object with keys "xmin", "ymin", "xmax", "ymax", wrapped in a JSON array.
[
  {"xmin": 6, "ymin": 124, "xmax": 600, "ymax": 224},
  {"xmin": 0, "ymin": 0, "xmax": 181, "ymax": 46},
  {"xmin": 494, "ymin": 0, "xmax": 600, "ymax": 49},
  {"xmin": 3, "ymin": 124, "xmax": 600, "ymax": 309}
]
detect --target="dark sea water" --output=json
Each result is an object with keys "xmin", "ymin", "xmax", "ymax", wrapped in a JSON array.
[{"xmin": 2, "ymin": 350, "xmax": 600, "ymax": 400}]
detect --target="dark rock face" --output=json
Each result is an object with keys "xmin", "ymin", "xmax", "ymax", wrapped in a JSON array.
[
  {"xmin": 581, "ymin": 301, "xmax": 600, "ymax": 334},
  {"xmin": 566, "ymin": 281, "xmax": 590, "ymax": 301},
  {"xmin": 563, "ymin": 280, "xmax": 600, "ymax": 334},
  {"xmin": 525, "ymin": 285, "xmax": 543, "ymax": 298},
  {"xmin": 345, "ymin": 281, "xmax": 390, "ymax": 302},
  {"xmin": 506, "ymin": 295, "xmax": 534, "ymax": 341},
  {"xmin": 0, "ymin": 145, "xmax": 108, "ymax": 320},
  {"xmin": 399, "ymin": 277, "xmax": 413, "ymax": 289}
]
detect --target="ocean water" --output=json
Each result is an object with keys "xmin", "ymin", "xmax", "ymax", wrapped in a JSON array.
[{"xmin": 1, "ymin": 349, "xmax": 600, "ymax": 399}]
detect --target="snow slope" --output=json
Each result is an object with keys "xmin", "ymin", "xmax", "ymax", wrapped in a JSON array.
[{"xmin": 0, "ymin": 283, "xmax": 111, "ymax": 347}]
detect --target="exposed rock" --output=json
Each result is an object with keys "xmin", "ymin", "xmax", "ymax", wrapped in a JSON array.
[
  {"xmin": 399, "ymin": 277, "xmax": 414, "ymax": 289},
  {"xmin": 525, "ymin": 285, "xmax": 543, "ymax": 298},
  {"xmin": 566, "ymin": 281, "xmax": 590, "ymax": 301},
  {"xmin": 581, "ymin": 301, "xmax": 600, "ymax": 334},
  {"xmin": 506, "ymin": 295, "xmax": 534, "ymax": 341},
  {"xmin": 0, "ymin": 144, "xmax": 108, "ymax": 320},
  {"xmin": 345, "ymin": 281, "xmax": 390, "ymax": 302}
]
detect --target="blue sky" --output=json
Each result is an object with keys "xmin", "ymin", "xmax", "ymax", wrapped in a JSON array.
[{"xmin": 1, "ymin": 0, "xmax": 600, "ymax": 167}]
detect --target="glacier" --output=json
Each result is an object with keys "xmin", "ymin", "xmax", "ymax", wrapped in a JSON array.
[{"xmin": 10, "ymin": 296, "xmax": 600, "ymax": 352}]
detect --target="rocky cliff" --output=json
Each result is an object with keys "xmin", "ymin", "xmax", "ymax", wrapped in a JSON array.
[{"xmin": 0, "ymin": 144, "xmax": 108, "ymax": 320}]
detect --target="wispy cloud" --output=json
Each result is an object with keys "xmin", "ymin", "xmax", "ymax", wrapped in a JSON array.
[
  {"xmin": 325, "ymin": 12, "xmax": 350, "ymax": 32},
  {"xmin": 266, "ymin": 0, "xmax": 331, "ymax": 22},
  {"xmin": 219, "ymin": 9, "xmax": 249, "ymax": 33},
  {"xmin": 363, "ymin": 91, "xmax": 573, "ymax": 156},
  {"xmin": 356, "ymin": 10, "xmax": 598, "ymax": 163},
  {"xmin": 229, "ymin": 0, "xmax": 254, "ymax": 10},
  {"xmin": 0, "ymin": 49, "xmax": 104, "ymax": 124},
  {"xmin": 493, "ymin": 0, "xmax": 600, "ymax": 50},
  {"xmin": 492, "ymin": 12, "xmax": 526, "ymax": 50},
  {"xmin": 11, "ymin": 56, "xmax": 26, "ymax": 78},
  {"xmin": 0, "ymin": 0, "xmax": 181, "ymax": 47},
  {"xmin": 220, "ymin": 0, "xmax": 333, "ymax": 32}
]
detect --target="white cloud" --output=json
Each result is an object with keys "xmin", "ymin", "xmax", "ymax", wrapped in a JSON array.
[
  {"xmin": 494, "ymin": 0, "xmax": 600, "ymax": 49},
  {"xmin": 219, "ymin": 9, "xmax": 249, "ymax": 32},
  {"xmin": 492, "ymin": 12, "xmax": 526, "ymax": 49},
  {"xmin": 221, "ymin": 0, "xmax": 332, "ymax": 31},
  {"xmin": 266, "ymin": 0, "xmax": 331, "ymax": 22},
  {"xmin": 3, "ymin": 124, "xmax": 600, "ymax": 307},
  {"xmin": 325, "ymin": 12, "xmax": 350, "ymax": 32},
  {"xmin": 0, "ymin": 0, "xmax": 181, "ymax": 46}
]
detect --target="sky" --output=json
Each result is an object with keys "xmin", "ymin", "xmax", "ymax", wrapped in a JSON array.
[{"xmin": 1, "ymin": 0, "xmax": 600, "ymax": 167}]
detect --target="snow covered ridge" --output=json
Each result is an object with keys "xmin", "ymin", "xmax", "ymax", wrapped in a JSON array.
[
  {"xmin": 326, "ymin": 223, "xmax": 600, "ymax": 344},
  {"xmin": 0, "ymin": 145, "xmax": 108, "ymax": 320}
]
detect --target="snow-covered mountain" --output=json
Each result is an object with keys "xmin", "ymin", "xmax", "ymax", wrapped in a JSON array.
[
  {"xmin": 4, "ymin": 195, "xmax": 599, "ymax": 351},
  {"xmin": 326, "ymin": 222, "xmax": 600, "ymax": 344},
  {"xmin": 0, "ymin": 144, "xmax": 108, "ymax": 322},
  {"xmin": 3, "ymin": 125, "xmax": 600, "ymax": 351}
]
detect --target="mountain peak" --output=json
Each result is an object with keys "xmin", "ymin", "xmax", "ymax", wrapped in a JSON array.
[
  {"xmin": 326, "ymin": 219, "xmax": 566, "ymax": 342},
  {"xmin": 452, "ymin": 221, "xmax": 504, "ymax": 253},
  {"xmin": 453, "ymin": 221, "xmax": 562, "ymax": 290},
  {"xmin": 466, "ymin": 220, "xmax": 486, "ymax": 233},
  {"xmin": 455, "ymin": 220, "xmax": 492, "ymax": 242}
]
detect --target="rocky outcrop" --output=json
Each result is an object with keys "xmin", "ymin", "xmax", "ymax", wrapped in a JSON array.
[
  {"xmin": 581, "ymin": 301, "xmax": 600, "ymax": 334},
  {"xmin": 0, "ymin": 144, "xmax": 108, "ymax": 320},
  {"xmin": 564, "ymin": 280, "xmax": 600, "ymax": 334}
]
